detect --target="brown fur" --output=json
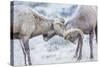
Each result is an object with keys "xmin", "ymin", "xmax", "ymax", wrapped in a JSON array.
[{"xmin": 65, "ymin": 5, "xmax": 97, "ymax": 60}]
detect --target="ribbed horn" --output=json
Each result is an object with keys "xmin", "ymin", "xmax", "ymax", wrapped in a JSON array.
[{"xmin": 64, "ymin": 28, "xmax": 84, "ymax": 39}]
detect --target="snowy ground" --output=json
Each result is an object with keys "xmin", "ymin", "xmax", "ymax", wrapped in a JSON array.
[{"xmin": 13, "ymin": 35, "xmax": 97, "ymax": 66}]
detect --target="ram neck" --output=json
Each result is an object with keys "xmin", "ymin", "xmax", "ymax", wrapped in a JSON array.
[{"xmin": 42, "ymin": 19, "xmax": 54, "ymax": 32}]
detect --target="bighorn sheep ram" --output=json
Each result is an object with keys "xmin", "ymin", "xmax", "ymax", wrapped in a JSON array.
[
  {"xmin": 64, "ymin": 5, "xmax": 97, "ymax": 60},
  {"xmin": 11, "ymin": 5, "xmax": 65, "ymax": 65},
  {"xmin": 43, "ymin": 5, "xmax": 97, "ymax": 60}
]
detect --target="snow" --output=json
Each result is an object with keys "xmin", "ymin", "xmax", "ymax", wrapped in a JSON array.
[{"xmin": 13, "ymin": 35, "xmax": 97, "ymax": 66}]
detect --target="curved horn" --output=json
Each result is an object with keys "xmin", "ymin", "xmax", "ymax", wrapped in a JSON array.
[{"xmin": 64, "ymin": 28, "xmax": 84, "ymax": 39}]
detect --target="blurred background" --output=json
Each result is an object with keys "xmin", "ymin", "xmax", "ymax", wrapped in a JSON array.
[{"xmin": 13, "ymin": 1, "xmax": 77, "ymax": 20}]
